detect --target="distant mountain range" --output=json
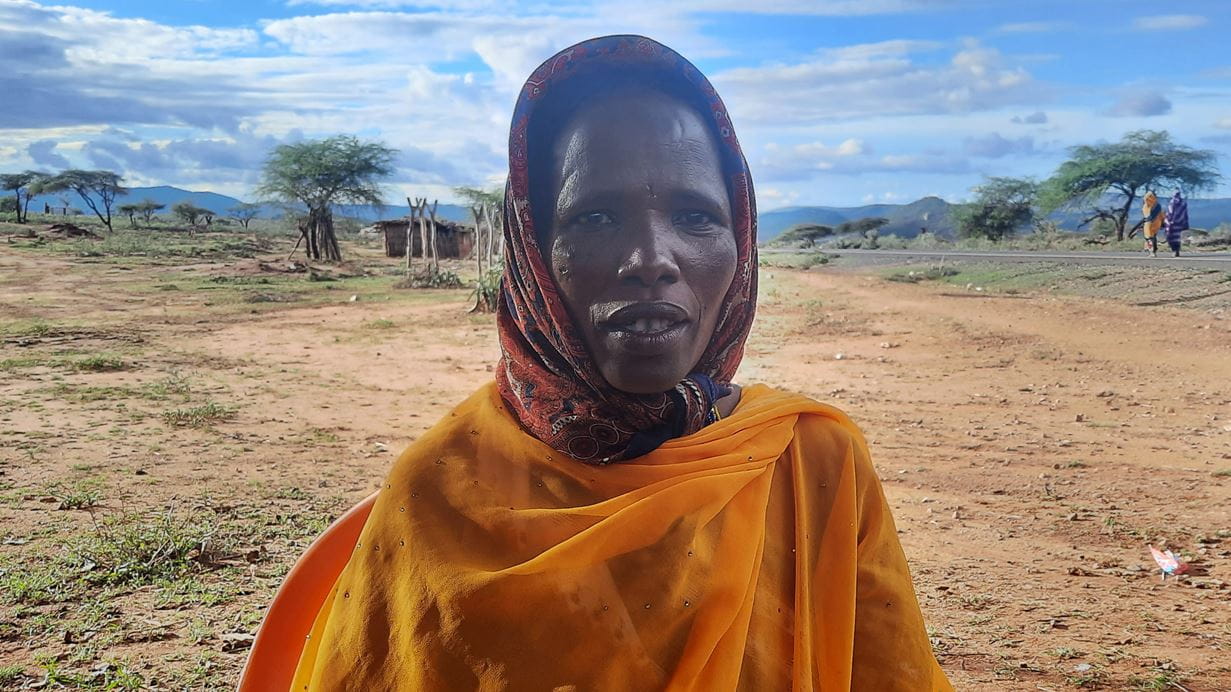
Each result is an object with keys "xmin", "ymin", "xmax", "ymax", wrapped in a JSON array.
[
  {"xmin": 29, "ymin": 185, "xmax": 1231, "ymax": 239},
  {"xmin": 28, "ymin": 185, "xmax": 474, "ymax": 224},
  {"xmin": 761, "ymin": 195, "xmax": 1231, "ymax": 242},
  {"xmin": 760, "ymin": 196, "xmax": 955, "ymax": 240}
]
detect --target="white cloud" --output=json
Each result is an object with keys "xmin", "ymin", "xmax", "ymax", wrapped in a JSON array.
[
  {"xmin": 1214, "ymin": 117, "xmax": 1231, "ymax": 130},
  {"xmin": 794, "ymin": 139, "xmax": 867, "ymax": 157},
  {"xmin": 716, "ymin": 40, "xmax": 1042, "ymax": 126},
  {"xmin": 995, "ymin": 21, "xmax": 1069, "ymax": 34},
  {"xmin": 963, "ymin": 132, "xmax": 1035, "ymax": 158},
  {"xmin": 759, "ymin": 187, "xmax": 799, "ymax": 205},
  {"xmin": 1011, "ymin": 111, "xmax": 1048, "ymax": 124},
  {"xmin": 287, "ymin": 0, "xmax": 507, "ymax": 7},
  {"xmin": 1106, "ymin": 91, "xmax": 1172, "ymax": 117},
  {"xmin": 1132, "ymin": 14, "xmax": 1207, "ymax": 31},
  {"xmin": 290, "ymin": 0, "xmax": 965, "ymax": 12},
  {"xmin": 675, "ymin": 0, "xmax": 966, "ymax": 14}
]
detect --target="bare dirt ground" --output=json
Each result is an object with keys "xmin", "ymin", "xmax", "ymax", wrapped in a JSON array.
[{"xmin": 1, "ymin": 231, "xmax": 1229, "ymax": 690}]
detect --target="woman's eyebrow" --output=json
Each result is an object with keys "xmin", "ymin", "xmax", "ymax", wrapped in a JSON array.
[{"xmin": 555, "ymin": 188, "xmax": 624, "ymax": 212}]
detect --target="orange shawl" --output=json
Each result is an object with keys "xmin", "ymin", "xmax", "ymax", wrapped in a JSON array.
[{"xmin": 292, "ymin": 383, "xmax": 950, "ymax": 690}]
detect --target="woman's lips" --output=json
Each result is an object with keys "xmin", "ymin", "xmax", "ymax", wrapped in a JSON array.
[
  {"xmin": 597, "ymin": 301, "xmax": 692, "ymax": 355},
  {"xmin": 602, "ymin": 320, "xmax": 690, "ymax": 355}
]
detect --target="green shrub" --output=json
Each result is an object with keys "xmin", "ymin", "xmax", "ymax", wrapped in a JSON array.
[{"xmin": 469, "ymin": 267, "xmax": 503, "ymax": 313}]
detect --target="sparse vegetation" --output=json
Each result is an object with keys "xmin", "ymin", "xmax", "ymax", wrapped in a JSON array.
[
  {"xmin": 72, "ymin": 510, "xmax": 233, "ymax": 587},
  {"xmin": 72, "ymin": 354, "xmax": 126, "ymax": 372},
  {"xmin": 469, "ymin": 267, "xmax": 503, "ymax": 312},
  {"xmin": 162, "ymin": 402, "xmax": 236, "ymax": 427},
  {"xmin": 47, "ymin": 480, "xmax": 103, "ymax": 510},
  {"xmin": 886, "ymin": 264, "xmax": 960, "ymax": 283}
]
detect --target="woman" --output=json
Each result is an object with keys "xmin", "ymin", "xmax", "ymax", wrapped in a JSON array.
[
  {"xmin": 1164, "ymin": 190, "xmax": 1189, "ymax": 257},
  {"xmin": 287, "ymin": 35, "xmax": 950, "ymax": 690},
  {"xmin": 1141, "ymin": 190, "xmax": 1162, "ymax": 256}
]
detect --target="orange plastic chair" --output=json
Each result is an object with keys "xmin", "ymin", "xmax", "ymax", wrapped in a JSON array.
[{"xmin": 237, "ymin": 492, "xmax": 377, "ymax": 691}]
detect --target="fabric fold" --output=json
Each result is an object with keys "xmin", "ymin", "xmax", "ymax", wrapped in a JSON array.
[{"xmin": 292, "ymin": 383, "xmax": 951, "ymax": 691}]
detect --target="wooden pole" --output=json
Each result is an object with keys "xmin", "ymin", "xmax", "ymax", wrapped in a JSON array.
[
  {"xmin": 415, "ymin": 197, "xmax": 427, "ymax": 277},
  {"xmin": 486, "ymin": 202, "xmax": 498, "ymax": 268},
  {"xmin": 411, "ymin": 195, "xmax": 421, "ymax": 275},
  {"xmin": 472, "ymin": 205, "xmax": 484, "ymax": 277},
  {"xmin": 428, "ymin": 200, "xmax": 439, "ymax": 274}
]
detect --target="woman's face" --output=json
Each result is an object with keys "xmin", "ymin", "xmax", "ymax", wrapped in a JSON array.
[{"xmin": 542, "ymin": 89, "xmax": 737, "ymax": 394}]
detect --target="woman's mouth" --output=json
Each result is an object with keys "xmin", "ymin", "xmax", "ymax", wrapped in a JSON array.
[
  {"xmin": 622, "ymin": 317, "xmax": 679, "ymax": 335},
  {"xmin": 598, "ymin": 302, "xmax": 692, "ymax": 355}
]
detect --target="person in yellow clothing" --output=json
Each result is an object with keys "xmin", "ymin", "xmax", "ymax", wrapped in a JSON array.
[
  {"xmin": 1142, "ymin": 190, "xmax": 1163, "ymax": 256},
  {"xmin": 285, "ymin": 35, "xmax": 952, "ymax": 691}
]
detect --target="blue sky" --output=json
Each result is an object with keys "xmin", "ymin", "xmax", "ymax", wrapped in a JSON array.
[{"xmin": 1, "ymin": 0, "xmax": 1228, "ymax": 208}]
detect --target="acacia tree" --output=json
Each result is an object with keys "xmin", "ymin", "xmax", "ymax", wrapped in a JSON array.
[
  {"xmin": 37, "ymin": 170, "xmax": 127, "ymax": 232},
  {"xmin": 119, "ymin": 203, "xmax": 141, "ymax": 228},
  {"xmin": 228, "ymin": 202, "xmax": 261, "ymax": 229},
  {"xmin": 1039, "ymin": 130, "xmax": 1219, "ymax": 240},
  {"xmin": 774, "ymin": 224, "xmax": 834, "ymax": 248},
  {"xmin": 137, "ymin": 199, "xmax": 165, "ymax": 224},
  {"xmin": 172, "ymin": 201, "xmax": 209, "ymax": 227},
  {"xmin": 0, "ymin": 171, "xmax": 47, "ymax": 223},
  {"xmin": 257, "ymin": 136, "xmax": 396, "ymax": 262},
  {"xmin": 953, "ymin": 177, "xmax": 1039, "ymax": 241}
]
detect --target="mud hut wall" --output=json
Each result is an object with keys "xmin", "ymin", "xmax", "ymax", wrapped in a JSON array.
[{"xmin": 381, "ymin": 221, "xmax": 475, "ymax": 259}]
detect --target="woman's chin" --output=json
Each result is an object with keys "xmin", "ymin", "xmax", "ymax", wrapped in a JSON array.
[{"xmin": 602, "ymin": 361, "xmax": 692, "ymax": 395}]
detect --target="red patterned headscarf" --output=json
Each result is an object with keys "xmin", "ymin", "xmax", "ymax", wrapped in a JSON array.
[{"xmin": 496, "ymin": 35, "xmax": 758, "ymax": 464}]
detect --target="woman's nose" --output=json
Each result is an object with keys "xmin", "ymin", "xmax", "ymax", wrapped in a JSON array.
[{"xmin": 617, "ymin": 217, "xmax": 680, "ymax": 287}]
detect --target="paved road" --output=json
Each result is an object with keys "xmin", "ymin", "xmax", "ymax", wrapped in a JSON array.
[{"xmin": 766, "ymin": 248, "xmax": 1231, "ymax": 270}]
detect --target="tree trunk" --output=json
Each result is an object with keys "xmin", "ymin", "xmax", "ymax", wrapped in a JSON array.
[
  {"xmin": 428, "ymin": 200, "xmax": 439, "ymax": 274},
  {"xmin": 415, "ymin": 197, "xmax": 429, "ymax": 277},
  {"xmin": 305, "ymin": 207, "xmax": 340, "ymax": 261},
  {"xmin": 1113, "ymin": 187, "xmax": 1138, "ymax": 242},
  {"xmin": 405, "ymin": 197, "xmax": 416, "ymax": 277},
  {"xmin": 487, "ymin": 203, "xmax": 501, "ymax": 267},
  {"xmin": 12, "ymin": 191, "xmax": 23, "ymax": 223},
  {"xmin": 472, "ymin": 205, "xmax": 484, "ymax": 277},
  {"xmin": 323, "ymin": 209, "xmax": 341, "ymax": 261}
]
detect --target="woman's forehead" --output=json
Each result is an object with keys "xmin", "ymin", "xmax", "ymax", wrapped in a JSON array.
[
  {"xmin": 551, "ymin": 91, "xmax": 724, "ymax": 191},
  {"xmin": 553, "ymin": 100, "xmax": 723, "ymax": 204}
]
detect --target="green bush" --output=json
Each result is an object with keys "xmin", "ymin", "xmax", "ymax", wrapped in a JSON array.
[{"xmin": 470, "ymin": 267, "xmax": 503, "ymax": 312}]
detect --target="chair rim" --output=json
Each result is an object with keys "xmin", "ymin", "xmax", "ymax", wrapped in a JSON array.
[{"xmin": 236, "ymin": 491, "xmax": 378, "ymax": 691}]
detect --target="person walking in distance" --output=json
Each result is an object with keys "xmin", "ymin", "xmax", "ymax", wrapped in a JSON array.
[
  {"xmin": 1163, "ymin": 190, "xmax": 1189, "ymax": 257},
  {"xmin": 1141, "ymin": 190, "xmax": 1163, "ymax": 256}
]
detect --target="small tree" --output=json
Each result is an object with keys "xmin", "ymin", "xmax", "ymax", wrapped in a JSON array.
[
  {"xmin": 172, "ymin": 201, "xmax": 208, "ymax": 227},
  {"xmin": 118, "ymin": 203, "xmax": 141, "ymax": 228},
  {"xmin": 953, "ymin": 177, "xmax": 1039, "ymax": 241},
  {"xmin": 257, "ymin": 136, "xmax": 396, "ymax": 262},
  {"xmin": 1039, "ymin": 130, "xmax": 1219, "ymax": 240},
  {"xmin": 773, "ymin": 224, "xmax": 834, "ymax": 248},
  {"xmin": 0, "ymin": 171, "xmax": 47, "ymax": 223},
  {"xmin": 228, "ymin": 202, "xmax": 261, "ymax": 230},
  {"xmin": 136, "ymin": 199, "xmax": 165, "ymax": 224},
  {"xmin": 37, "ymin": 170, "xmax": 126, "ymax": 232},
  {"xmin": 836, "ymin": 217, "xmax": 889, "ymax": 236}
]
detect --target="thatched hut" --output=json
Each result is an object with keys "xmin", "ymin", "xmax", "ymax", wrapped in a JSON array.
[{"xmin": 377, "ymin": 219, "xmax": 475, "ymax": 259}]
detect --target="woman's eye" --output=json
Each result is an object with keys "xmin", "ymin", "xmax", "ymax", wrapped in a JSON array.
[
  {"xmin": 676, "ymin": 210, "xmax": 715, "ymax": 228},
  {"xmin": 572, "ymin": 211, "xmax": 615, "ymax": 227}
]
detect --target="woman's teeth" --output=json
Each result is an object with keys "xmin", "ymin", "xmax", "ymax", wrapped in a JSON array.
[{"xmin": 627, "ymin": 318, "xmax": 673, "ymax": 334}]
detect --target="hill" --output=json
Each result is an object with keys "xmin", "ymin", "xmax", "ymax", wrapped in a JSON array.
[
  {"xmin": 26, "ymin": 184, "xmax": 1229, "ymax": 237},
  {"xmin": 759, "ymin": 196, "xmax": 954, "ymax": 241},
  {"xmin": 27, "ymin": 185, "xmax": 473, "ymax": 224},
  {"xmin": 759, "ymin": 195, "xmax": 1231, "ymax": 243}
]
